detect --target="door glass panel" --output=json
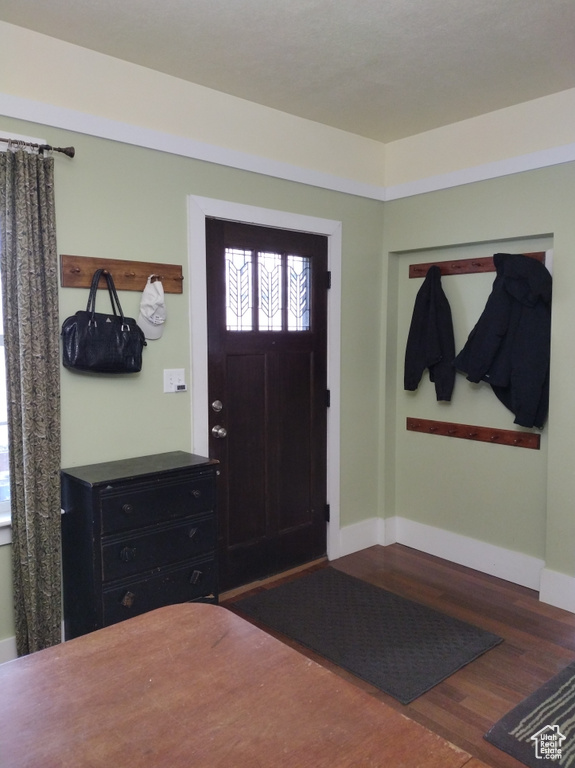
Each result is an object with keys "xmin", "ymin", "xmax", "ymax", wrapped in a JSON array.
[
  {"xmin": 258, "ymin": 252, "xmax": 282, "ymax": 331},
  {"xmin": 225, "ymin": 248, "xmax": 311, "ymax": 332},
  {"xmin": 287, "ymin": 255, "xmax": 311, "ymax": 331},
  {"xmin": 225, "ymin": 248, "xmax": 253, "ymax": 331}
]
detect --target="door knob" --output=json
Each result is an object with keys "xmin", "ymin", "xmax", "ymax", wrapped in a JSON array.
[{"xmin": 212, "ymin": 425, "xmax": 227, "ymax": 439}]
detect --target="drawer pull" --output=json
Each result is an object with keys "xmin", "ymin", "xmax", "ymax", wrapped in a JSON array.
[
  {"xmin": 191, "ymin": 489, "xmax": 201, "ymax": 499},
  {"xmin": 120, "ymin": 590, "xmax": 136, "ymax": 608},
  {"xmin": 120, "ymin": 546, "xmax": 137, "ymax": 562},
  {"xmin": 190, "ymin": 569, "xmax": 203, "ymax": 585},
  {"xmin": 189, "ymin": 527, "xmax": 198, "ymax": 539},
  {"xmin": 122, "ymin": 503, "xmax": 134, "ymax": 514}
]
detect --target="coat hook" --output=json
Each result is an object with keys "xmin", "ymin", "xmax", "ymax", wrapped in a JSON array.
[{"xmin": 406, "ymin": 417, "xmax": 538, "ymax": 449}]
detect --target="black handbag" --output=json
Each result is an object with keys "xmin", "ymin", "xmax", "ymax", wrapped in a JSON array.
[{"xmin": 61, "ymin": 269, "xmax": 147, "ymax": 373}]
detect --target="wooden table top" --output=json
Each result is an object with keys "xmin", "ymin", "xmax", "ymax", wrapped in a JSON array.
[{"xmin": 0, "ymin": 603, "xmax": 491, "ymax": 767}]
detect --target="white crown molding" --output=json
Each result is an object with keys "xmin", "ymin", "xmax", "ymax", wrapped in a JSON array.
[
  {"xmin": 384, "ymin": 143, "xmax": 575, "ymax": 200},
  {"xmin": 3, "ymin": 92, "xmax": 575, "ymax": 201},
  {"xmin": 0, "ymin": 92, "xmax": 384, "ymax": 201}
]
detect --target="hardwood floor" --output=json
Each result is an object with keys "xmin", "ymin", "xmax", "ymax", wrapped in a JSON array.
[{"xmin": 221, "ymin": 544, "xmax": 575, "ymax": 768}]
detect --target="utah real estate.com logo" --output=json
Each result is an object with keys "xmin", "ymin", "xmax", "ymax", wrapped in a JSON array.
[{"xmin": 531, "ymin": 725, "xmax": 566, "ymax": 761}]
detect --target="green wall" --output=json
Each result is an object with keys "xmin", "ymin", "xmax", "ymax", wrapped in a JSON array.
[
  {"xmin": 0, "ymin": 114, "xmax": 384, "ymax": 643},
  {"xmin": 2, "ymin": 113, "xmax": 575, "ymax": 647},
  {"xmin": 392, "ymin": 237, "xmax": 550, "ymax": 557},
  {"xmin": 381, "ymin": 162, "xmax": 575, "ymax": 576}
]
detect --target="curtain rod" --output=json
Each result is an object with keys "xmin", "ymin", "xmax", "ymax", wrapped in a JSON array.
[{"xmin": 0, "ymin": 137, "xmax": 75, "ymax": 158}]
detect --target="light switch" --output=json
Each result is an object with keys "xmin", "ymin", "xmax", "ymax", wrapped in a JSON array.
[{"xmin": 163, "ymin": 369, "xmax": 187, "ymax": 393}]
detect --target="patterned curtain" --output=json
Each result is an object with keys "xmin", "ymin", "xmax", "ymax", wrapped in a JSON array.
[{"xmin": 0, "ymin": 149, "xmax": 61, "ymax": 656}]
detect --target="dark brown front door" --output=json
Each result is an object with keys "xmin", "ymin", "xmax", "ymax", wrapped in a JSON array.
[{"xmin": 206, "ymin": 218, "xmax": 328, "ymax": 591}]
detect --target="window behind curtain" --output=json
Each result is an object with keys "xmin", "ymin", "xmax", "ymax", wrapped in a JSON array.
[
  {"xmin": 0, "ymin": 132, "xmax": 43, "ymax": 527},
  {"xmin": 0, "ymin": 271, "xmax": 9, "ymax": 524}
]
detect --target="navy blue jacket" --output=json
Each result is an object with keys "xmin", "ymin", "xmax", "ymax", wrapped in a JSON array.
[
  {"xmin": 454, "ymin": 253, "xmax": 552, "ymax": 429},
  {"xmin": 404, "ymin": 265, "xmax": 455, "ymax": 401}
]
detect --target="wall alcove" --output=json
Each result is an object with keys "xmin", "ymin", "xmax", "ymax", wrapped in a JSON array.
[{"xmin": 390, "ymin": 235, "xmax": 552, "ymax": 569}]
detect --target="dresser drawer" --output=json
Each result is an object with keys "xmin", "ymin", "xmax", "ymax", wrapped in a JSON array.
[
  {"xmin": 62, "ymin": 452, "xmax": 218, "ymax": 639},
  {"xmin": 101, "ymin": 475, "xmax": 214, "ymax": 534},
  {"xmin": 102, "ymin": 557, "xmax": 217, "ymax": 626},
  {"xmin": 101, "ymin": 514, "xmax": 216, "ymax": 581}
]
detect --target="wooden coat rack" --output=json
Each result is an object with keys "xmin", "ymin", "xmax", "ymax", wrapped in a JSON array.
[
  {"xmin": 60, "ymin": 255, "xmax": 184, "ymax": 294},
  {"xmin": 408, "ymin": 251, "xmax": 545, "ymax": 278},
  {"xmin": 407, "ymin": 417, "xmax": 540, "ymax": 449},
  {"xmin": 407, "ymin": 251, "xmax": 547, "ymax": 449}
]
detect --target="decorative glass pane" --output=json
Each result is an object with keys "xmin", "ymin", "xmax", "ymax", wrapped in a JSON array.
[
  {"xmin": 258, "ymin": 252, "xmax": 282, "ymax": 331},
  {"xmin": 287, "ymin": 255, "xmax": 311, "ymax": 331},
  {"xmin": 225, "ymin": 248, "xmax": 253, "ymax": 331}
]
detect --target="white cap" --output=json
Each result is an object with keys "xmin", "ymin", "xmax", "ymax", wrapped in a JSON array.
[{"xmin": 137, "ymin": 276, "xmax": 166, "ymax": 340}]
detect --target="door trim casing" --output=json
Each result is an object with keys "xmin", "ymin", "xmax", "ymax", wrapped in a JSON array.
[{"xmin": 187, "ymin": 196, "xmax": 342, "ymax": 561}]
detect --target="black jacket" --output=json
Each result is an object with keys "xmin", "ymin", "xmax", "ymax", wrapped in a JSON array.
[
  {"xmin": 404, "ymin": 265, "xmax": 455, "ymax": 401},
  {"xmin": 454, "ymin": 253, "xmax": 552, "ymax": 429}
]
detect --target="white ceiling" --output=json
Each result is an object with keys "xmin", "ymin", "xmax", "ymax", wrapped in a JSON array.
[{"xmin": 1, "ymin": 0, "xmax": 575, "ymax": 143}]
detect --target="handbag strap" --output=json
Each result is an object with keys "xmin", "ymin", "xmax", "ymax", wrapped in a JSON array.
[
  {"xmin": 85, "ymin": 269, "xmax": 128, "ymax": 325},
  {"xmin": 85, "ymin": 269, "xmax": 102, "ymax": 315},
  {"xmin": 103, "ymin": 271, "xmax": 126, "ymax": 320}
]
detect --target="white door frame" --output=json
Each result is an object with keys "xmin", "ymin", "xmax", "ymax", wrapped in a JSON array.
[{"xmin": 187, "ymin": 195, "xmax": 342, "ymax": 561}]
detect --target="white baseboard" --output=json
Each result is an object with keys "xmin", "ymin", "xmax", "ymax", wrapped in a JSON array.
[
  {"xmin": 540, "ymin": 568, "xmax": 575, "ymax": 614},
  {"xmin": 0, "ymin": 634, "xmax": 16, "ymax": 664},
  {"xmin": 337, "ymin": 516, "xmax": 575, "ymax": 612},
  {"xmin": 336, "ymin": 517, "xmax": 386, "ymax": 558},
  {"xmin": 390, "ymin": 517, "xmax": 545, "ymax": 592},
  {"xmin": 0, "ymin": 621, "xmax": 66, "ymax": 665},
  {"xmin": 2, "ymin": 522, "xmax": 572, "ymax": 664}
]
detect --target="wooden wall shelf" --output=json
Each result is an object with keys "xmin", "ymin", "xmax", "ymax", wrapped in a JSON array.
[
  {"xmin": 406, "ymin": 417, "xmax": 540, "ymax": 450},
  {"xmin": 409, "ymin": 251, "xmax": 546, "ymax": 278},
  {"xmin": 60, "ymin": 255, "xmax": 184, "ymax": 294}
]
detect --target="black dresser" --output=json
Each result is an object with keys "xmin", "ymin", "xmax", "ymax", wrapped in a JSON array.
[{"xmin": 61, "ymin": 451, "xmax": 219, "ymax": 639}]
